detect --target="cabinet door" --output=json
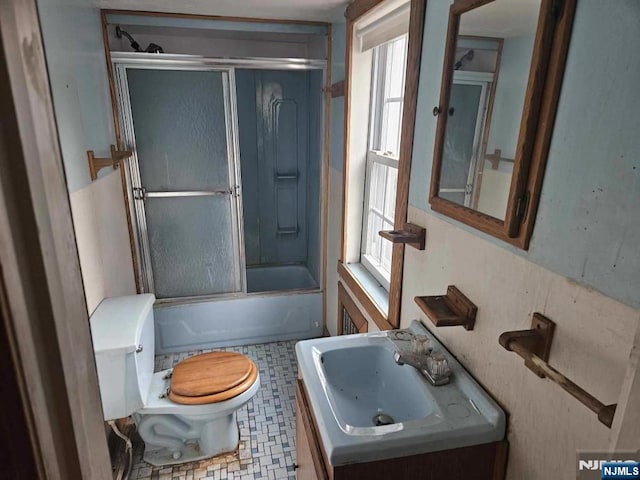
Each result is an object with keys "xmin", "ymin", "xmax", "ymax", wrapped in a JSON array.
[{"xmin": 295, "ymin": 400, "xmax": 319, "ymax": 480}]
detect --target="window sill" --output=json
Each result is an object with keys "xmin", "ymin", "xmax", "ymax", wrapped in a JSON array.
[{"xmin": 337, "ymin": 261, "xmax": 395, "ymax": 331}]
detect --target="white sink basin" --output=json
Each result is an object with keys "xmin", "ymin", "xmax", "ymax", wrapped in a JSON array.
[{"xmin": 295, "ymin": 321, "xmax": 506, "ymax": 466}]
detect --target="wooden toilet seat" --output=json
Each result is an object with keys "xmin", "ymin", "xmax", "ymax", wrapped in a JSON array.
[{"xmin": 168, "ymin": 351, "xmax": 258, "ymax": 405}]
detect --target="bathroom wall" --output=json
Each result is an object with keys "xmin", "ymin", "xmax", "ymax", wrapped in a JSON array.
[
  {"xmin": 69, "ymin": 170, "xmax": 136, "ymax": 314},
  {"xmin": 399, "ymin": 1, "xmax": 640, "ymax": 479},
  {"xmin": 409, "ymin": 1, "xmax": 640, "ymax": 310},
  {"xmin": 37, "ymin": 0, "xmax": 115, "ymax": 193},
  {"xmin": 327, "ymin": 1, "xmax": 640, "ymax": 478},
  {"xmin": 325, "ymin": 19, "xmax": 346, "ymax": 336},
  {"xmin": 37, "ymin": 0, "xmax": 137, "ymax": 312}
]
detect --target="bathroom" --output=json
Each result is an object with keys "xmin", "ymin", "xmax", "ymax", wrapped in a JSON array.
[{"xmin": 0, "ymin": 0, "xmax": 639, "ymax": 479}]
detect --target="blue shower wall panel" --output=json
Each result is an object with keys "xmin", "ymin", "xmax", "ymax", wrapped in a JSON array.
[
  {"xmin": 237, "ymin": 69, "xmax": 319, "ymax": 267},
  {"xmin": 236, "ymin": 71, "xmax": 261, "ymax": 265},
  {"xmin": 153, "ymin": 292, "xmax": 323, "ymax": 353}
]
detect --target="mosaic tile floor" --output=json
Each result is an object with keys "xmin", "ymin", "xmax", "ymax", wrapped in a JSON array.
[{"xmin": 130, "ymin": 341, "xmax": 298, "ymax": 480}]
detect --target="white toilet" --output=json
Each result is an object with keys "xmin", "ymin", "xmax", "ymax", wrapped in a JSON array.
[{"xmin": 89, "ymin": 294, "xmax": 260, "ymax": 466}]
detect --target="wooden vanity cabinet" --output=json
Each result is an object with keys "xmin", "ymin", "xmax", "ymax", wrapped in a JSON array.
[{"xmin": 295, "ymin": 380, "xmax": 508, "ymax": 480}]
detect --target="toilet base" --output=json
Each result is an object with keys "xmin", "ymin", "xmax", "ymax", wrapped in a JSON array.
[{"xmin": 134, "ymin": 411, "xmax": 240, "ymax": 467}]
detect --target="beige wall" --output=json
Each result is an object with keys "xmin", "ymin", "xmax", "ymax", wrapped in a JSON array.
[
  {"xmin": 400, "ymin": 206, "xmax": 640, "ymax": 479},
  {"xmin": 69, "ymin": 170, "xmax": 136, "ymax": 314}
]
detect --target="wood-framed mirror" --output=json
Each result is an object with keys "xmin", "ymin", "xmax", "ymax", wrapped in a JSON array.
[{"xmin": 429, "ymin": 0, "xmax": 575, "ymax": 249}]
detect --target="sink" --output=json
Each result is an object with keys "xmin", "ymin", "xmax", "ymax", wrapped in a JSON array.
[
  {"xmin": 296, "ymin": 321, "xmax": 506, "ymax": 466},
  {"xmin": 318, "ymin": 342, "xmax": 437, "ymax": 433}
]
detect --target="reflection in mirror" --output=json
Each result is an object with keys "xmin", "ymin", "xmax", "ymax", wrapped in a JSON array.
[{"xmin": 439, "ymin": 0, "xmax": 540, "ymax": 220}]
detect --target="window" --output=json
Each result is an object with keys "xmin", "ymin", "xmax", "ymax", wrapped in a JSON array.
[{"xmin": 361, "ymin": 35, "xmax": 408, "ymax": 290}]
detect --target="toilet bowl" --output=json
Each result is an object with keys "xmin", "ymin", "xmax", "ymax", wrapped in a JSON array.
[{"xmin": 89, "ymin": 294, "xmax": 260, "ymax": 466}]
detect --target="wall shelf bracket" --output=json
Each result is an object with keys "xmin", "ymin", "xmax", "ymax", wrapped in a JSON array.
[
  {"xmin": 379, "ymin": 222, "xmax": 426, "ymax": 250},
  {"xmin": 499, "ymin": 313, "xmax": 617, "ymax": 428},
  {"xmin": 87, "ymin": 144, "xmax": 133, "ymax": 181},
  {"xmin": 414, "ymin": 285, "xmax": 477, "ymax": 330}
]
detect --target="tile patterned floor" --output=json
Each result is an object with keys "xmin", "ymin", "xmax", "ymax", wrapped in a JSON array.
[{"xmin": 130, "ymin": 341, "xmax": 298, "ymax": 480}]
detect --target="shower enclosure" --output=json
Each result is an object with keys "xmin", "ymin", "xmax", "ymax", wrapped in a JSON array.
[{"xmin": 113, "ymin": 54, "xmax": 324, "ymax": 304}]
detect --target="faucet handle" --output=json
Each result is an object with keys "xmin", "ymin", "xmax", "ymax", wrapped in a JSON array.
[
  {"xmin": 411, "ymin": 335, "xmax": 432, "ymax": 355},
  {"xmin": 425, "ymin": 352, "xmax": 451, "ymax": 382}
]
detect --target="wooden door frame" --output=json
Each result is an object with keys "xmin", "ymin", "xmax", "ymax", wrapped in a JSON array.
[{"xmin": 0, "ymin": 1, "xmax": 112, "ymax": 478}]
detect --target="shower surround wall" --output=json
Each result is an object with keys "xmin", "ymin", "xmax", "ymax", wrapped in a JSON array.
[{"xmin": 236, "ymin": 69, "xmax": 323, "ymax": 292}]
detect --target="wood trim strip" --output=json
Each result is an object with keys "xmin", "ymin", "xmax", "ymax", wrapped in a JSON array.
[
  {"xmin": 518, "ymin": 0, "xmax": 577, "ymax": 249},
  {"xmin": 337, "ymin": 262, "xmax": 394, "ymax": 331},
  {"xmin": 337, "ymin": 282, "xmax": 369, "ymax": 334},
  {"xmin": 388, "ymin": 0, "xmax": 428, "ymax": 328},
  {"xmin": 492, "ymin": 440, "xmax": 509, "ymax": 480},
  {"xmin": 504, "ymin": 0, "xmax": 556, "ymax": 236},
  {"xmin": 101, "ymin": 9, "xmax": 330, "ymax": 27},
  {"xmin": 296, "ymin": 380, "xmax": 331, "ymax": 480},
  {"xmin": 345, "ymin": 0, "xmax": 386, "ymax": 22},
  {"xmin": 100, "ymin": 10, "xmax": 142, "ymax": 293}
]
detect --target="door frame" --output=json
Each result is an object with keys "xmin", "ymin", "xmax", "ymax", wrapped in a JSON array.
[
  {"xmin": 0, "ymin": 0, "xmax": 112, "ymax": 477},
  {"xmin": 113, "ymin": 59, "xmax": 247, "ymax": 298}
]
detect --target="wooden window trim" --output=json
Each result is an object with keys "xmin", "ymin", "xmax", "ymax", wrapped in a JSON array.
[
  {"xmin": 340, "ymin": 0, "xmax": 427, "ymax": 328},
  {"xmin": 338, "ymin": 262, "xmax": 394, "ymax": 331},
  {"xmin": 337, "ymin": 281, "xmax": 369, "ymax": 335},
  {"xmin": 428, "ymin": 0, "xmax": 577, "ymax": 250}
]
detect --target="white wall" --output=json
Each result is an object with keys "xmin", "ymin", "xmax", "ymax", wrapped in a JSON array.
[
  {"xmin": 70, "ymin": 171, "xmax": 136, "ymax": 314},
  {"xmin": 37, "ymin": 0, "xmax": 137, "ymax": 313}
]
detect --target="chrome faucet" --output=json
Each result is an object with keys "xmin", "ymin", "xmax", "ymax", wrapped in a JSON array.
[{"xmin": 394, "ymin": 350, "xmax": 452, "ymax": 386}]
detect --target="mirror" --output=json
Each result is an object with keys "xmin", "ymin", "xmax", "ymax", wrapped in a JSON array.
[{"xmin": 429, "ymin": 0, "xmax": 576, "ymax": 248}]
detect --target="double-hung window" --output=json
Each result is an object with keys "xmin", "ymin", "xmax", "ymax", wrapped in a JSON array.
[{"xmin": 361, "ymin": 34, "xmax": 408, "ymax": 290}]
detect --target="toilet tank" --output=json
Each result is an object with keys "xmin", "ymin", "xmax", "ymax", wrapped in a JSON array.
[{"xmin": 89, "ymin": 294, "xmax": 156, "ymax": 420}]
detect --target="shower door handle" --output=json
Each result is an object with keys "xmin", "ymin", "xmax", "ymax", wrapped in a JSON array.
[{"xmin": 142, "ymin": 189, "xmax": 234, "ymax": 198}]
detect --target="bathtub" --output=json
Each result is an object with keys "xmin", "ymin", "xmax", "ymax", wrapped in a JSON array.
[
  {"xmin": 154, "ymin": 287, "xmax": 322, "ymax": 354},
  {"xmin": 246, "ymin": 264, "xmax": 318, "ymax": 293}
]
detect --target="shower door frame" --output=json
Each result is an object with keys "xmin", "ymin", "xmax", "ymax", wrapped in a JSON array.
[
  {"xmin": 111, "ymin": 53, "xmax": 328, "ymax": 304},
  {"xmin": 113, "ymin": 57, "xmax": 246, "ymax": 300}
]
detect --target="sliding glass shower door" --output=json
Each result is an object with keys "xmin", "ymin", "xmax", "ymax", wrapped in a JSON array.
[{"xmin": 117, "ymin": 66, "xmax": 244, "ymax": 299}]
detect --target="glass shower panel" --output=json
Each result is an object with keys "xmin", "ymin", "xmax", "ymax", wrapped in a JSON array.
[
  {"xmin": 126, "ymin": 68, "xmax": 241, "ymax": 298},
  {"xmin": 128, "ymin": 69, "xmax": 231, "ymax": 192},
  {"xmin": 144, "ymin": 196, "xmax": 239, "ymax": 298}
]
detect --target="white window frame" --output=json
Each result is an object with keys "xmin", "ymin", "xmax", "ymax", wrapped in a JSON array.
[
  {"xmin": 360, "ymin": 35, "xmax": 407, "ymax": 291},
  {"xmin": 361, "ymin": 151, "xmax": 399, "ymax": 290}
]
